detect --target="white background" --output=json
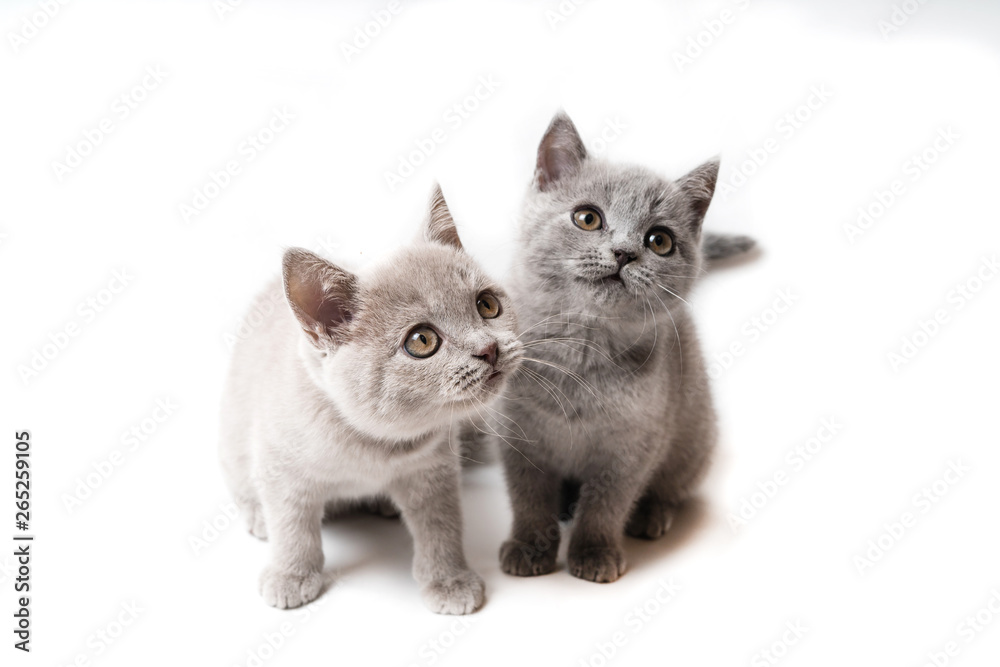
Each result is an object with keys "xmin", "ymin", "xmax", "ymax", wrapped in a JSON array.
[{"xmin": 2, "ymin": 0, "xmax": 999, "ymax": 665}]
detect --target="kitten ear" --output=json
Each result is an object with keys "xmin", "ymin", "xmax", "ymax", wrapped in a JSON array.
[
  {"xmin": 282, "ymin": 248, "xmax": 358, "ymax": 348},
  {"xmin": 676, "ymin": 158, "xmax": 720, "ymax": 225},
  {"xmin": 423, "ymin": 183, "xmax": 463, "ymax": 250},
  {"xmin": 535, "ymin": 111, "xmax": 588, "ymax": 191}
]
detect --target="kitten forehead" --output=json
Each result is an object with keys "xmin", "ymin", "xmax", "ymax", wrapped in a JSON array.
[
  {"xmin": 355, "ymin": 244, "xmax": 494, "ymax": 334},
  {"xmin": 537, "ymin": 159, "xmax": 689, "ymax": 225},
  {"xmin": 366, "ymin": 244, "xmax": 486, "ymax": 297}
]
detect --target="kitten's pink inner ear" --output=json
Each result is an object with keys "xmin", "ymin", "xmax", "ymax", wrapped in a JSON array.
[
  {"xmin": 283, "ymin": 249, "xmax": 357, "ymax": 345},
  {"xmin": 314, "ymin": 295, "xmax": 352, "ymax": 329},
  {"xmin": 536, "ymin": 112, "xmax": 587, "ymax": 190},
  {"xmin": 425, "ymin": 184, "xmax": 463, "ymax": 249}
]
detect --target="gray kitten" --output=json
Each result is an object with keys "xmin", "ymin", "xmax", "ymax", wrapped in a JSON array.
[
  {"xmin": 219, "ymin": 186, "xmax": 522, "ymax": 613},
  {"xmin": 496, "ymin": 112, "xmax": 751, "ymax": 583}
]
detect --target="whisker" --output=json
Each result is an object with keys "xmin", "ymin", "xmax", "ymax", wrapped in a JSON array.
[
  {"xmin": 521, "ymin": 337, "xmax": 618, "ymax": 362},
  {"xmin": 521, "ymin": 356, "xmax": 603, "ymax": 403},
  {"xmin": 515, "ymin": 366, "xmax": 576, "ymax": 439},
  {"xmin": 649, "ymin": 287, "xmax": 684, "ymax": 382},
  {"xmin": 444, "ymin": 405, "xmax": 487, "ymax": 465},
  {"xmin": 470, "ymin": 398, "xmax": 542, "ymax": 472},
  {"xmin": 465, "ymin": 408, "xmax": 532, "ymax": 443},
  {"xmin": 517, "ymin": 365, "xmax": 571, "ymax": 418},
  {"xmin": 478, "ymin": 401, "xmax": 531, "ymax": 443},
  {"xmin": 655, "ymin": 282, "xmax": 692, "ymax": 308},
  {"xmin": 516, "ymin": 311, "xmax": 624, "ymax": 339},
  {"xmin": 633, "ymin": 295, "xmax": 657, "ymax": 372}
]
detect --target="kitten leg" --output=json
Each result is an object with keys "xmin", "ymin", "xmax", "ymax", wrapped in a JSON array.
[
  {"xmin": 237, "ymin": 491, "xmax": 269, "ymax": 540},
  {"xmin": 625, "ymin": 488, "xmax": 676, "ymax": 540},
  {"xmin": 257, "ymin": 487, "xmax": 325, "ymax": 609},
  {"xmin": 627, "ymin": 404, "xmax": 716, "ymax": 539},
  {"xmin": 625, "ymin": 451, "xmax": 704, "ymax": 540},
  {"xmin": 219, "ymin": 425, "xmax": 268, "ymax": 539},
  {"xmin": 498, "ymin": 446, "xmax": 563, "ymax": 576},
  {"xmin": 388, "ymin": 462, "xmax": 484, "ymax": 615},
  {"xmin": 625, "ymin": 454, "xmax": 710, "ymax": 540},
  {"xmin": 220, "ymin": 469, "xmax": 267, "ymax": 539},
  {"xmin": 567, "ymin": 466, "xmax": 650, "ymax": 583}
]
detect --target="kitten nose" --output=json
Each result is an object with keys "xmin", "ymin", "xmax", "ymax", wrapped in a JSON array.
[
  {"xmin": 474, "ymin": 342, "xmax": 499, "ymax": 369},
  {"xmin": 613, "ymin": 249, "xmax": 636, "ymax": 269}
]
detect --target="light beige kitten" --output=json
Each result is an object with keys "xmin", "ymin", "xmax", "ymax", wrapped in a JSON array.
[{"xmin": 219, "ymin": 186, "xmax": 521, "ymax": 613}]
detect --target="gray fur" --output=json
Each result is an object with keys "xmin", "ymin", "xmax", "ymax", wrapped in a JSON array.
[
  {"xmin": 702, "ymin": 231, "xmax": 756, "ymax": 260},
  {"xmin": 496, "ymin": 112, "xmax": 725, "ymax": 583},
  {"xmin": 219, "ymin": 185, "xmax": 522, "ymax": 613}
]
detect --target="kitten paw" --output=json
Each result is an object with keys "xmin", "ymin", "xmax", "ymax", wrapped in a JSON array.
[
  {"xmin": 568, "ymin": 545, "xmax": 626, "ymax": 583},
  {"xmin": 421, "ymin": 571, "xmax": 485, "ymax": 615},
  {"xmin": 625, "ymin": 500, "xmax": 675, "ymax": 540},
  {"xmin": 499, "ymin": 539, "xmax": 557, "ymax": 577},
  {"xmin": 258, "ymin": 567, "xmax": 324, "ymax": 609}
]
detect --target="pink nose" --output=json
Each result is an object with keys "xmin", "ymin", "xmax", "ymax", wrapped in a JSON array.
[{"xmin": 474, "ymin": 342, "xmax": 498, "ymax": 369}]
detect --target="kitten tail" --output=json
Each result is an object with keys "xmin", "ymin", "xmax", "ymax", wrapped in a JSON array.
[{"xmin": 702, "ymin": 232, "xmax": 757, "ymax": 261}]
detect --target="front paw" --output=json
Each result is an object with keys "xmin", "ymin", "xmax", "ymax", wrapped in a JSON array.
[
  {"xmin": 568, "ymin": 544, "xmax": 626, "ymax": 583},
  {"xmin": 258, "ymin": 566, "xmax": 324, "ymax": 609},
  {"xmin": 421, "ymin": 571, "xmax": 485, "ymax": 615},
  {"xmin": 499, "ymin": 539, "xmax": 557, "ymax": 577}
]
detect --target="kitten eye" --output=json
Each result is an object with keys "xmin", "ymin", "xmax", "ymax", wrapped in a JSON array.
[
  {"xmin": 403, "ymin": 326, "xmax": 441, "ymax": 359},
  {"xmin": 572, "ymin": 207, "xmax": 603, "ymax": 231},
  {"xmin": 476, "ymin": 292, "xmax": 501, "ymax": 319},
  {"xmin": 644, "ymin": 227, "xmax": 674, "ymax": 256}
]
